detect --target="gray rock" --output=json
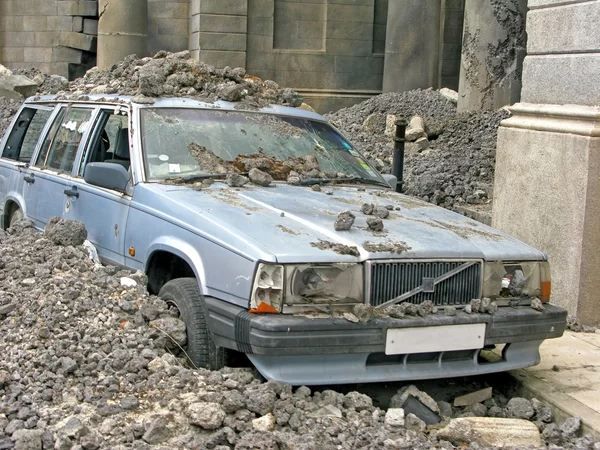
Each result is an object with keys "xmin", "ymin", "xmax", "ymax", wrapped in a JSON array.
[
  {"xmin": 142, "ymin": 416, "xmax": 170, "ymax": 444},
  {"xmin": 385, "ymin": 408, "xmax": 405, "ymax": 427},
  {"xmin": 226, "ymin": 173, "xmax": 249, "ymax": 187},
  {"xmin": 149, "ymin": 317, "xmax": 187, "ymax": 346},
  {"xmin": 334, "ymin": 211, "xmax": 355, "ymax": 231},
  {"xmin": 531, "ymin": 298, "xmax": 544, "ymax": 311},
  {"xmin": 506, "ymin": 397, "xmax": 534, "ymax": 420},
  {"xmin": 373, "ymin": 206, "xmax": 390, "ymax": 219},
  {"xmin": 560, "ymin": 416, "xmax": 581, "ymax": 440},
  {"xmin": 438, "ymin": 401, "xmax": 453, "ymax": 419},
  {"xmin": 405, "ymin": 413, "xmax": 427, "ymax": 432},
  {"xmin": 367, "ymin": 217, "xmax": 384, "ymax": 231},
  {"xmin": 11, "ymin": 429, "xmax": 43, "ymax": 450},
  {"xmin": 59, "ymin": 417, "xmax": 89, "ymax": 439},
  {"xmin": 187, "ymin": 402, "xmax": 226, "ymax": 430},
  {"xmin": 508, "ymin": 270, "xmax": 526, "ymax": 296},
  {"xmin": 245, "ymin": 388, "xmax": 276, "ymax": 415},
  {"xmin": 120, "ymin": 396, "xmax": 139, "ymax": 410},
  {"xmin": 532, "ymin": 398, "xmax": 553, "ymax": 423},
  {"xmin": 352, "ymin": 304, "xmax": 374, "ymax": 322},
  {"xmin": 248, "ymin": 168, "xmax": 273, "ymax": 187},
  {"xmin": 44, "ymin": 217, "xmax": 88, "ymax": 247},
  {"xmin": 361, "ymin": 203, "xmax": 375, "ymax": 215},
  {"xmin": 58, "ymin": 357, "xmax": 78, "ymax": 374},
  {"xmin": 343, "ymin": 392, "xmax": 373, "ymax": 412},
  {"xmin": 445, "ymin": 306, "xmax": 457, "ymax": 316}
]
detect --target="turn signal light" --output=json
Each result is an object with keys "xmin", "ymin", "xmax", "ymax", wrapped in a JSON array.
[
  {"xmin": 250, "ymin": 302, "xmax": 280, "ymax": 314},
  {"xmin": 540, "ymin": 281, "xmax": 551, "ymax": 303}
]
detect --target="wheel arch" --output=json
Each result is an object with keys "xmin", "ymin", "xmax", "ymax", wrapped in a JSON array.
[
  {"xmin": 2, "ymin": 196, "xmax": 24, "ymax": 230},
  {"xmin": 144, "ymin": 239, "xmax": 207, "ymax": 295}
]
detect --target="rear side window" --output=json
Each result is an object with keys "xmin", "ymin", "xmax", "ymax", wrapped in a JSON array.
[
  {"xmin": 36, "ymin": 108, "xmax": 93, "ymax": 174},
  {"xmin": 1, "ymin": 107, "xmax": 53, "ymax": 162}
]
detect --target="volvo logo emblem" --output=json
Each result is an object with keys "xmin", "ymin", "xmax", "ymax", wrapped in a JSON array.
[{"xmin": 422, "ymin": 277, "xmax": 435, "ymax": 293}]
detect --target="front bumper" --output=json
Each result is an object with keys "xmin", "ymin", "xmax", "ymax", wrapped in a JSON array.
[{"xmin": 205, "ymin": 298, "xmax": 567, "ymax": 385}]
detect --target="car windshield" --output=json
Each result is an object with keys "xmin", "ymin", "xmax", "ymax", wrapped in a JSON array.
[{"xmin": 140, "ymin": 108, "xmax": 386, "ymax": 186}]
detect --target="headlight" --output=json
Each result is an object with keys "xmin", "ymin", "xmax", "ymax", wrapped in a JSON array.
[
  {"xmin": 483, "ymin": 261, "xmax": 551, "ymax": 302},
  {"xmin": 285, "ymin": 263, "xmax": 363, "ymax": 307},
  {"xmin": 250, "ymin": 263, "xmax": 363, "ymax": 313}
]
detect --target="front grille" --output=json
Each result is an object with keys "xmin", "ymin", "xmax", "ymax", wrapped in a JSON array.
[{"xmin": 368, "ymin": 261, "xmax": 482, "ymax": 307}]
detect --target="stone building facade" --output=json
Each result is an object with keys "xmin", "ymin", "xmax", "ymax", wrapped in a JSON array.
[{"xmin": 0, "ymin": 0, "xmax": 467, "ymax": 112}]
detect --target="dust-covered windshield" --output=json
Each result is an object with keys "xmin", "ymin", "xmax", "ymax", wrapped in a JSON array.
[{"xmin": 140, "ymin": 108, "xmax": 385, "ymax": 185}]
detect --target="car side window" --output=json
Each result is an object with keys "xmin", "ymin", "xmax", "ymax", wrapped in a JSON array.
[
  {"xmin": 36, "ymin": 108, "xmax": 93, "ymax": 174},
  {"xmin": 80, "ymin": 111, "xmax": 130, "ymax": 177},
  {"xmin": 1, "ymin": 107, "xmax": 53, "ymax": 162}
]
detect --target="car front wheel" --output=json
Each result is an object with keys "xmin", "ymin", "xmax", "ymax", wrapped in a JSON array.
[{"xmin": 158, "ymin": 277, "xmax": 226, "ymax": 370}]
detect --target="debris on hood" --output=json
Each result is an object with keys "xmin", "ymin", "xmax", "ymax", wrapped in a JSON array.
[
  {"xmin": 362, "ymin": 240, "xmax": 410, "ymax": 254},
  {"xmin": 310, "ymin": 239, "xmax": 359, "ymax": 257},
  {"xmin": 352, "ymin": 304, "xmax": 374, "ymax": 322},
  {"xmin": 334, "ymin": 210, "xmax": 356, "ymax": 231}
]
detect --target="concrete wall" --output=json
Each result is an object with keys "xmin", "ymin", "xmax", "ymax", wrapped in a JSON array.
[
  {"xmin": 0, "ymin": 0, "xmax": 98, "ymax": 78},
  {"xmin": 493, "ymin": 0, "xmax": 600, "ymax": 324},
  {"xmin": 148, "ymin": 0, "xmax": 189, "ymax": 55},
  {"xmin": 521, "ymin": 0, "xmax": 600, "ymax": 106}
]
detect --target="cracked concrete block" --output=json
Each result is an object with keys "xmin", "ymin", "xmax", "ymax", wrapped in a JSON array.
[
  {"xmin": 454, "ymin": 387, "xmax": 493, "ymax": 407},
  {"xmin": 436, "ymin": 417, "xmax": 542, "ymax": 448}
]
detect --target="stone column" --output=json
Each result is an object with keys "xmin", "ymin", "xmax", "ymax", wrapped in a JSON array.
[
  {"xmin": 492, "ymin": 0, "xmax": 600, "ymax": 325},
  {"xmin": 382, "ymin": 0, "xmax": 442, "ymax": 93},
  {"xmin": 457, "ymin": 0, "xmax": 527, "ymax": 112},
  {"xmin": 97, "ymin": 0, "xmax": 148, "ymax": 69}
]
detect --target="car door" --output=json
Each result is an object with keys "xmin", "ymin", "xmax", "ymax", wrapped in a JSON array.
[
  {"xmin": 0, "ymin": 104, "xmax": 54, "ymax": 227},
  {"xmin": 22, "ymin": 105, "xmax": 96, "ymax": 230},
  {"xmin": 64, "ymin": 107, "xmax": 132, "ymax": 266}
]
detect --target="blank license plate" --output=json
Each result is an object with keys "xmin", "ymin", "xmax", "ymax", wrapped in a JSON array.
[{"xmin": 385, "ymin": 323, "xmax": 486, "ymax": 355}]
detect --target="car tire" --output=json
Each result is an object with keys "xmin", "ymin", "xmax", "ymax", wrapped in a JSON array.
[
  {"xmin": 9, "ymin": 208, "xmax": 23, "ymax": 228},
  {"xmin": 158, "ymin": 277, "xmax": 226, "ymax": 370}
]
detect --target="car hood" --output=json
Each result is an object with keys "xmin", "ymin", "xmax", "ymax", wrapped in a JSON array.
[{"xmin": 137, "ymin": 182, "xmax": 545, "ymax": 263}]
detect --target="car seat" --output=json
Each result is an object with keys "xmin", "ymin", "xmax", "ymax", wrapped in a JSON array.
[{"xmin": 104, "ymin": 128, "xmax": 130, "ymax": 170}]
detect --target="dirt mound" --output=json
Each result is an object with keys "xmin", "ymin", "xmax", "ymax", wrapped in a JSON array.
[{"xmin": 326, "ymin": 89, "xmax": 509, "ymax": 210}]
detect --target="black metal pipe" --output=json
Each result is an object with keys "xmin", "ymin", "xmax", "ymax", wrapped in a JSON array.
[{"xmin": 392, "ymin": 119, "xmax": 407, "ymax": 192}]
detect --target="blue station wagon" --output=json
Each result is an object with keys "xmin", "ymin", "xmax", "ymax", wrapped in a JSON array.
[{"xmin": 0, "ymin": 95, "xmax": 566, "ymax": 385}]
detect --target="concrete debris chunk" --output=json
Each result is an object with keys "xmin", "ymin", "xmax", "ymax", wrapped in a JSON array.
[
  {"xmin": 226, "ymin": 173, "xmax": 249, "ymax": 187},
  {"xmin": 454, "ymin": 387, "xmax": 493, "ymax": 407},
  {"xmin": 384, "ymin": 408, "xmax": 405, "ymax": 427},
  {"xmin": 361, "ymin": 203, "xmax": 375, "ymax": 215},
  {"xmin": 445, "ymin": 305, "xmax": 457, "ymax": 316},
  {"xmin": 506, "ymin": 397, "xmax": 534, "ymax": 420},
  {"xmin": 373, "ymin": 206, "xmax": 390, "ymax": 219},
  {"xmin": 248, "ymin": 168, "xmax": 273, "ymax": 187},
  {"xmin": 308, "ymin": 404, "xmax": 343, "ymax": 419},
  {"xmin": 508, "ymin": 269, "xmax": 526, "ymax": 296},
  {"xmin": 384, "ymin": 114, "xmax": 397, "ymax": 136},
  {"xmin": 390, "ymin": 385, "xmax": 440, "ymax": 415},
  {"xmin": 470, "ymin": 298, "xmax": 482, "ymax": 313},
  {"xmin": 405, "ymin": 413, "xmax": 427, "ymax": 431},
  {"xmin": 367, "ymin": 217, "xmax": 384, "ymax": 231},
  {"xmin": 405, "ymin": 116, "xmax": 427, "ymax": 142},
  {"xmin": 187, "ymin": 402, "xmax": 226, "ymax": 430},
  {"xmin": 436, "ymin": 417, "xmax": 542, "ymax": 448},
  {"xmin": 352, "ymin": 303, "xmax": 374, "ymax": 322},
  {"xmin": 531, "ymin": 297, "xmax": 544, "ymax": 311},
  {"xmin": 439, "ymin": 87, "xmax": 458, "ymax": 104},
  {"xmin": 334, "ymin": 210, "xmax": 355, "ymax": 231},
  {"xmin": 400, "ymin": 394, "xmax": 442, "ymax": 425},
  {"xmin": 252, "ymin": 413, "xmax": 276, "ymax": 432},
  {"xmin": 44, "ymin": 216, "xmax": 88, "ymax": 247}
]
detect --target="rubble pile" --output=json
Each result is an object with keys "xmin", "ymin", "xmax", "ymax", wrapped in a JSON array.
[
  {"xmin": 0, "ymin": 98, "xmax": 21, "ymax": 137},
  {"xmin": 326, "ymin": 89, "xmax": 509, "ymax": 210},
  {"xmin": 38, "ymin": 51, "xmax": 303, "ymax": 108},
  {"xmin": 0, "ymin": 220, "xmax": 596, "ymax": 449}
]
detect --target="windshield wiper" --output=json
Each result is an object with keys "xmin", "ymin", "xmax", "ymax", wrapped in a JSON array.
[
  {"xmin": 299, "ymin": 177, "xmax": 388, "ymax": 188},
  {"xmin": 164, "ymin": 173, "xmax": 227, "ymax": 183}
]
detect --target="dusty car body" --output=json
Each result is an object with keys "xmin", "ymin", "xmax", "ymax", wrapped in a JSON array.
[{"xmin": 0, "ymin": 95, "xmax": 566, "ymax": 385}]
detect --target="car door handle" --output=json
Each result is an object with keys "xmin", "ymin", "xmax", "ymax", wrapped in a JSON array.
[
  {"xmin": 64, "ymin": 187, "xmax": 79, "ymax": 198},
  {"xmin": 23, "ymin": 174, "xmax": 34, "ymax": 184}
]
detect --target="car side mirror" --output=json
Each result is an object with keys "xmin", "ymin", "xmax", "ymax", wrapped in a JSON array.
[
  {"xmin": 84, "ymin": 162, "xmax": 131, "ymax": 193},
  {"xmin": 382, "ymin": 174, "xmax": 397, "ymax": 190}
]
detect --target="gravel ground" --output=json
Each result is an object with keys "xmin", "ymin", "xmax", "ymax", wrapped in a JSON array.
[
  {"xmin": 0, "ymin": 219, "xmax": 597, "ymax": 449},
  {"xmin": 326, "ymin": 89, "xmax": 508, "ymax": 210}
]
